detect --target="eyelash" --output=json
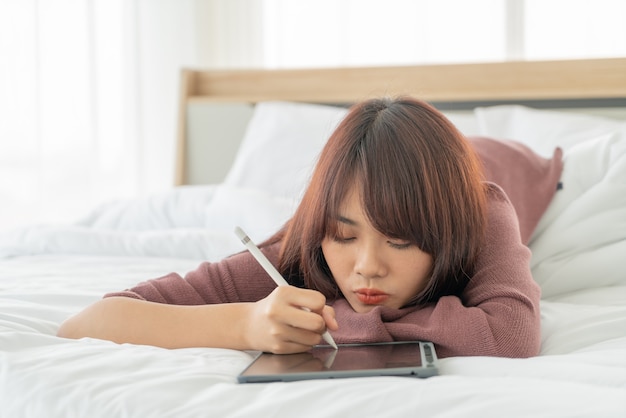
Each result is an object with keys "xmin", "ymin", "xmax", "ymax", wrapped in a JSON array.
[
  {"xmin": 388, "ymin": 241, "xmax": 412, "ymax": 250},
  {"xmin": 332, "ymin": 234, "xmax": 412, "ymax": 250},
  {"xmin": 332, "ymin": 235, "xmax": 355, "ymax": 244}
]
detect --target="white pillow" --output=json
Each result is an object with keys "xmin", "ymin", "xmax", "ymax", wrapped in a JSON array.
[
  {"xmin": 203, "ymin": 185, "xmax": 297, "ymax": 242},
  {"xmin": 529, "ymin": 132, "xmax": 626, "ymax": 297},
  {"xmin": 475, "ymin": 105, "xmax": 625, "ymax": 157},
  {"xmin": 223, "ymin": 101, "xmax": 348, "ymax": 199},
  {"xmin": 442, "ymin": 111, "xmax": 481, "ymax": 136}
]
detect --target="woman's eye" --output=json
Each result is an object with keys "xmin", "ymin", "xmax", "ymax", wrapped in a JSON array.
[
  {"xmin": 388, "ymin": 241, "xmax": 412, "ymax": 250},
  {"xmin": 333, "ymin": 235, "xmax": 355, "ymax": 243}
]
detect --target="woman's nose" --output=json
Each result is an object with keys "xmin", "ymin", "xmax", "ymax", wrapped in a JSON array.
[{"xmin": 354, "ymin": 242, "xmax": 387, "ymax": 279}]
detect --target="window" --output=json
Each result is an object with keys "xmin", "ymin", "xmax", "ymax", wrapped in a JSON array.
[{"xmin": 260, "ymin": 0, "xmax": 626, "ymax": 68}]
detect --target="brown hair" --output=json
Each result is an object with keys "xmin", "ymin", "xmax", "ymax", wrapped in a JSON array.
[{"xmin": 272, "ymin": 97, "xmax": 486, "ymax": 306}]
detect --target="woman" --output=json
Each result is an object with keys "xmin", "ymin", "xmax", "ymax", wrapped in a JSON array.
[{"xmin": 57, "ymin": 97, "xmax": 541, "ymax": 358}]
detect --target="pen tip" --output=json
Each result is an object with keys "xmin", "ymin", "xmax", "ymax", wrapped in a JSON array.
[{"xmin": 323, "ymin": 332, "xmax": 338, "ymax": 350}]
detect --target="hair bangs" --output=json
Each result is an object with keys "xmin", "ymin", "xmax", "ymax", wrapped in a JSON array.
[{"xmin": 357, "ymin": 107, "xmax": 435, "ymax": 253}]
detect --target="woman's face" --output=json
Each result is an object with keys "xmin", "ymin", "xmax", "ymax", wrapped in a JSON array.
[{"xmin": 321, "ymin": 187, "xmax": 434, "ymax": 313}]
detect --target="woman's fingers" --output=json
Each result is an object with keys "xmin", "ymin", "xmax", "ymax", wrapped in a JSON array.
[
  {"xmin": 322, "ymin": 305, "xmax": 339, "ymax": 331},
  {"xmin": 249, "ymin": 286, "xmax": 336, "ymax": 353}
]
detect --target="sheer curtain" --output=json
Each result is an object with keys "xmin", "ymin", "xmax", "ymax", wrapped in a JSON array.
[
  {"xmin": 261, "ymin": 0, "xmax": 507, "ymax": 68},
  {"xmin": 260, "ymin": 0, "xmax": 626, "ymax": 68},
  {"xmin": 2, "ymin": 0, "xmax": 624, "ymax": 231},
  {"xmin": 0, "ymin": 0, "xmax": 199, "ymax": 230}
]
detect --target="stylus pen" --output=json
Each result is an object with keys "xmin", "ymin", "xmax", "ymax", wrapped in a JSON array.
[{"xmin": 234, "ymin": 226, "xmax": 338, "ymax": 350}]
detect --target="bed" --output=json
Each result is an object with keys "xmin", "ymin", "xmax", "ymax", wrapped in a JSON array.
[{"xmin": 2, "ymin": 58, "xmax": 626, "ymax": 417}]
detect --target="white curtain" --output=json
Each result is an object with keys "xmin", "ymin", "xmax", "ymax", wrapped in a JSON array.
[
  {"xmin": 259, "ymin": 0, "xmax": 626, "ymax": 68},
  {"xmin": 0, "ymin": 0, "xmax": 199, "ymax": 230},
  {"xmin": 1, "ymin": 0, "xmax": 624, "ymax": 231}
]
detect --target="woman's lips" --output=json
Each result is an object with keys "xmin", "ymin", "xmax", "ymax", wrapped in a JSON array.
[{"xmin": 355, "ymin": 288, "xmax": 389, "ymax": 305}]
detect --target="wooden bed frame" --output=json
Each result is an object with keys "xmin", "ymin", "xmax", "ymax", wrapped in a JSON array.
[{"xmin": 175, "ymin": 57, "xmax": 626, "ymax": 186}]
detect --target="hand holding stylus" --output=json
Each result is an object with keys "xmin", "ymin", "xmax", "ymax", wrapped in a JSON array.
[{"xmin": 235, "ymin": 226, "xmax": 338, "ymax": 350}]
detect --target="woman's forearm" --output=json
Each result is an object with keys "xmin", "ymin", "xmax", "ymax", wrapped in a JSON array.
[{"xmin": 56, "ymin": 297, "xmax": 252, "ymax": 350}]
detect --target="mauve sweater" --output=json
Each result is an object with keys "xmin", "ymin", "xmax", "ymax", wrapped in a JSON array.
[{"xmin": 106, "ymin": 184, "xmax": 541, "ymax": 358}]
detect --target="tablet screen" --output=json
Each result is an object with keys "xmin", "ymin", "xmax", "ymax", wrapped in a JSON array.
[{"xmin": 238, "ymin": 341, "xmax": 438, "ymax": 383}]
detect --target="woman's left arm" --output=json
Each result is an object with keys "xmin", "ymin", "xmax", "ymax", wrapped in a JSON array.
[{"xmin": 330, "ymin": 185, "xmax": 542, "ymax": 358}]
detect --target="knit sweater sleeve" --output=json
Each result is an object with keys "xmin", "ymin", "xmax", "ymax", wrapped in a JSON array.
[
  {"xmin": 329, "ymin": 184, "xmax": 542, "ymax": 358},
  {"xmin": 104, "ymin": 244, "xmax": 280, "ymax": 305}
]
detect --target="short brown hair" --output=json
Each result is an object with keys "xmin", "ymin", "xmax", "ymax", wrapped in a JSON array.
[{"xmin": 275, "ymin": 97, "xmax": 486, "ymax": 306}]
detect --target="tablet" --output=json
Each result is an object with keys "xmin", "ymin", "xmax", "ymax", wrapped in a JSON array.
[{"xmin": 237, "ymin": 341, "xmax": 438, "ymax": 383}]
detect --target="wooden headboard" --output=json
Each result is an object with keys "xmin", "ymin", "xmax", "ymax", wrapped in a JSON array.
[{"xmin": 176, "ymin": 58, "xmax": 626, "ymax": 186}]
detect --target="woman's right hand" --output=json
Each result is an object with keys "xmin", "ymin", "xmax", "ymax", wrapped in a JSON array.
[{"xmin": 243, "ymin": 286, "xmax": 338, "ymax": 354}]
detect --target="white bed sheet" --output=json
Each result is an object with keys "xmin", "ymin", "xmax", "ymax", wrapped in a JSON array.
[
  {"xmin": 1, "ymin": 254, "xmax": 625, "ymax": 418},
  {"xmin": 2, "ymin": 104, "xmax": 626, "ymax": 417}
]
